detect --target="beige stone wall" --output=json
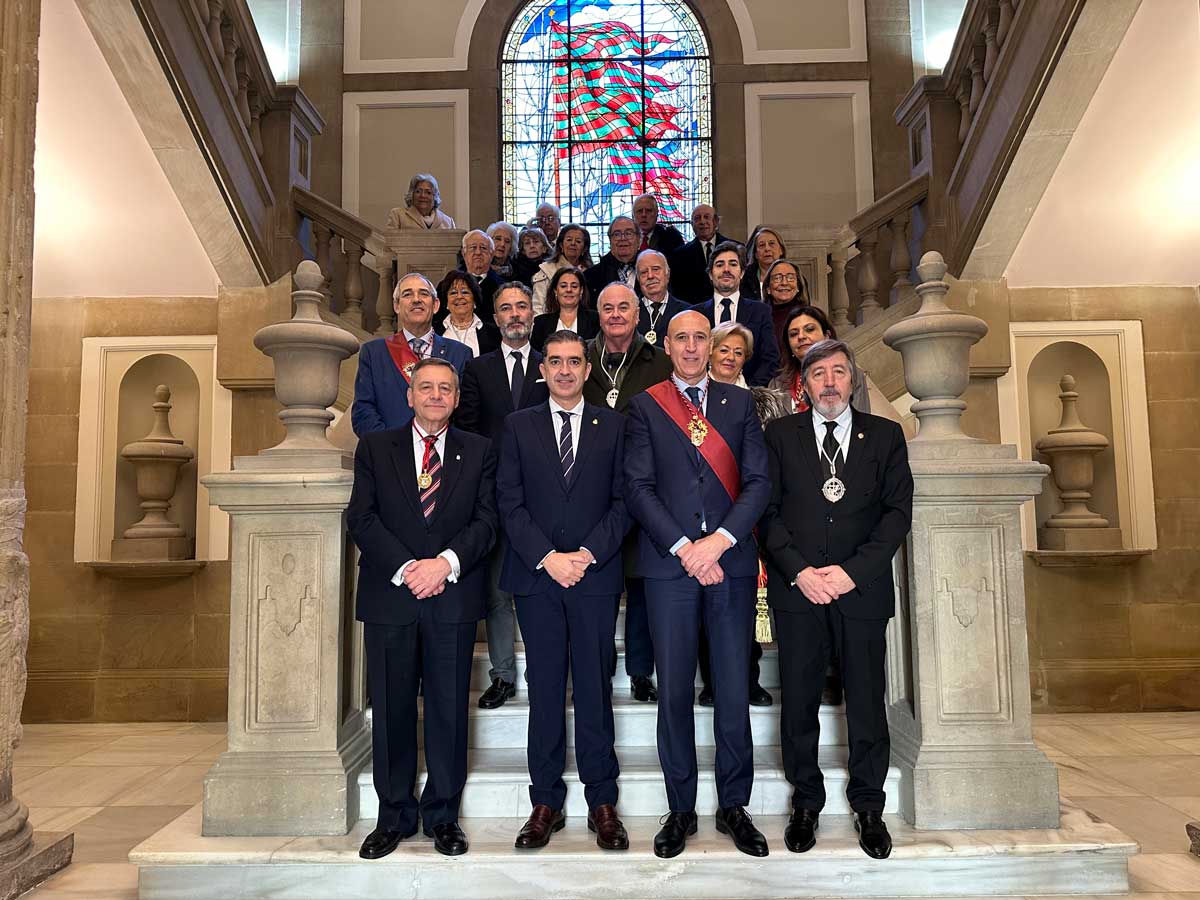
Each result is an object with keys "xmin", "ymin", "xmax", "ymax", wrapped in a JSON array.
[{"xmin": 21, "ymin": 296, "xmax": 283, "ymax": 722}]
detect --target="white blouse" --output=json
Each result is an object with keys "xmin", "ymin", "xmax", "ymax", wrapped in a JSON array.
[{"xmin": 442, "ymin": 315, "xmax": 483, "ymax": 357}]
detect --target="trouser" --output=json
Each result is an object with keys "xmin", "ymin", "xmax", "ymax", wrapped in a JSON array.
[
  {"xmin": 484, "ymin": 539, "xmax": 516, "ymax": 683},
  {"xmin": 364, "ymin": 611, "xmax": 476, "ymax": 832},
  {"xmin": 621, "ymin": 576, "xmax": 655, "ymax": 677},
  {"xmin": 516, "ymin": 587, "xmax": 621, "ymax": 811},
  {"xmin": 775, "ymin": 604, "xmax": 889, "ymax": 813},
  {"xmin": 645, "ymin": 574, "xmax": 755, "ymax": 812},
  {"xmin": 697, "ymin": 625, "xmax": 762, "ymax": 689}
]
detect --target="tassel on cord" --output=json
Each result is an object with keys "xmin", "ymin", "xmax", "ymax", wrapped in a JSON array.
[{"xmin": 755, "ymin": 558, "xmax": 773, "ymax": 643}]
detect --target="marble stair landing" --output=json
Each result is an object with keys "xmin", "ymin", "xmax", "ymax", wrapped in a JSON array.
[{"xmin": 130, "ymin": 802, "xmax": 1135, "ymax": 899}]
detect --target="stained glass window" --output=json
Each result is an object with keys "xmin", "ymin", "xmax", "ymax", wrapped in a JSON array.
[{"xmin": 501, "ymin": 0, "xmax": 713, "ymax": 255}]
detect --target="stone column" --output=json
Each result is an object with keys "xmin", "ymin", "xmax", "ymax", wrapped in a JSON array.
[
  {"xmin": 201, "ymin": 263, "xmax": 369, "ymax": 836},
  {"xmin": 882, "ymin": 252, "xmax": 1060, "ymax": 829},
  {"xmin": 0, "ymin": 2, "xmax": 74, "ymax": 896}
]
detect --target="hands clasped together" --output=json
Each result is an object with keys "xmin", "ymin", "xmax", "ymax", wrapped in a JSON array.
[
  {"xmin": 794, "ymin": 565, "xmax": 855, "ymax": 605},
  {"xmin": 542, "ymin": 549, "xmax": 595, "ymax": 589},
  {"xmin": 677, "ymin": 533, "xmax": 732, "ymax": 586},
  {"xmin": 402, "ymin": 557, "xmax": 452, "ymax": 599}
]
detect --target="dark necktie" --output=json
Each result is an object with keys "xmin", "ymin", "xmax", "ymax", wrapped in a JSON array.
[
  {"xmin": 420, "ymin": 435, "xmax": 441, "ymax": 519},
  {"xmin": 605, "ymin": 353, "xmax": 624, "ymax": 370},
  {"xmin": 720, "ymin": 298, "xmax": 732, "ymax": 324},
  {"xmin": 510, "ymin": 350, "xmax": 524, "ymax": 406},
  {"xmin": 651, "ymin": 301, "xmax": 662, "ymax": 322},
  {"xmin": 558, "ymin": 411, "xmax": 574, "ymax": 479},
  {"xmin": 704, "ymin": 242, "xmax": 712, "ymax": 265},
  {"xmin": 410, "ymin": 337, "xmax": 426, "ymax": 357},
  {"xmin": 822, "ymin": 420, "xmax": 843, "ymax": 483},
  {"xmin": 686, "ymin": 386, "xmax": 701, "ymax": 408}
]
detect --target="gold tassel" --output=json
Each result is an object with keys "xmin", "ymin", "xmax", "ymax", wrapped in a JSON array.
[{"xmin": 755, "ymin": 558, "xmax": 773, "ymax": 643}]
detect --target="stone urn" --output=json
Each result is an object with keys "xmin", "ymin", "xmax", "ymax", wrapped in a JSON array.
[
  {"xmin": 251, "ymin": 259, "xmax": 360, "ymax": 465},
  {"xmin": 1036, "ymin": 374, "xmax": 1121, "ymax": 550},
  {"xmin": 882, "ymin": 251, "xmax": 988, "ymax": 441},
  {"xmin": 113, "ymin": 384, "xmax": 195, "ymax": 560}
]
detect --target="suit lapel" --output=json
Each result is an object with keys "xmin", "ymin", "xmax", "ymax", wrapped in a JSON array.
[
  {"xmin": 795, "ymin": 410, "xmax": 824, "ymax": 490},
  {"xmin": 838, "ymin": 408, "xmax": 872, "ymax": 488},
  {"xmin": 390, "ymin": 429, "xmax": 424, "ymax": 520},
  {"xmin": 490, "ymin": 350, "xmax": 515, "ymax": 414},
  {"xmin": 533, "ymin": 403, "xmax": 564, "ymax": 490},
  {"xmin": 433, "ymin": 428, "xmax": 465, "ymax": 519},
  {"xmin": 568, "ymin": 404, "xmax": 602, "ymax": 490},
  {"xmin": 520, "ymin": 349, "xmax": 544, "ymax": 407}
]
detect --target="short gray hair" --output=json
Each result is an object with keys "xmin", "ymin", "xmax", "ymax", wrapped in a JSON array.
[
  {"xmin": 800, "ymin": 338, "xmax": 858, "ymax": 385},
  {"xmin": 405, "ymin": 174, "xmax": 442, "ymax": 209},
  {"xmin": 393, "ymin": 271, "xmax": 437, "ymax": 301},
  {"xmin": 494, "ymin": 281, "xmax": 534, "ymax": 306},
  {"xmin": 636, "ymin": 249, "xmax": 670, "ymax": 274},
  {"xmin": 462, "ymin": 229, "xmax": 495, "ymax": 252},
  {"xmin": 486, "ymin": 221, "xmax": 519, "ymax": 249}
]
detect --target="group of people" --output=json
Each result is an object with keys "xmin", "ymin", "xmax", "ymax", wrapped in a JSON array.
[{"xmin": 349, "ymin": 186, "xmax": 914, "ymax": 865}]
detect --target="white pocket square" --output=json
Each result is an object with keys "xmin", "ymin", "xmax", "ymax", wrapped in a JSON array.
[{"xmin": 535, "ymin": 378, "xmax": 546, "ymax": 384}]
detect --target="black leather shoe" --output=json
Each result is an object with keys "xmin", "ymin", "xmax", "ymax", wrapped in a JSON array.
[
  {"xmin": 854, "ymin": 811, "xmax": 892, "ymax": 859},
  {"xmin": 715, "ymin": 806, "xmax": 768, "ymax": 857},
  {"xmin": 784, "ymin": 809, "xmax": 819, "ymax": 853},
  {"xmin": 425, "ymin": 821, "xmax": 469, "ymax": 856},
  {"xmin": 697, "ymin": 685, "xmax": 713, "ymax": 707},
  {"xmin": 358, "ymin": 824, "xmax": 417, "ymax": 859},
  {"xmin": 749, "ymin": 682, "xmax": 773, "ymax": 707},
  {"xmin": 653, "ymin": 811, "xmax": 697, "ymax": 859},
  {"xmin": 478, "ymin": 678, "xmax": 516, "ymax": 709},
  {"xmin": 631, "ymin": 675, "xmax": 658, "ymax": 702}
]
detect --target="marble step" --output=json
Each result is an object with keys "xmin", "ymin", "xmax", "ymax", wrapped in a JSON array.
[
  {"xmin": 469, "ymin": 645, "xmax": 782, "ymax": 693},
  {"xmin": 132, "ymin": 803, "xmax": 1134, "ymax": 899},
  {"xmin": 357, "ymin": 745, "xmax": 900, "ymax": 819},
  {"xmin": 411, "ymin": 689, "xmax": 845, "ymax": 749}
]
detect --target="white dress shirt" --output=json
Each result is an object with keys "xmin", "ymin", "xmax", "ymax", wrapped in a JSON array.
[
  {"xmin": 666, "ymin": 374, "xmax": 737, "ymax": 555},
  {"xmin": 502, "ymin": 341, "xmax": 531, "ymax": 383},
  {"xmin": 391, "ymin": 422, "xmax": 461, "ymax": 586},
  {"xmin": 812, "ymin": 402, "xmax": 854, "ymax": 471},
  {"xmin": 402, "ymin": 327, "xmax": 434, "ymax": 357},
  {"xmin": 712, "ymin": 289, "xmax": 741, "ymax": 324},
  {"xmin": 536, "ymin": 397, "xmax": 595, "ymax": 572}
]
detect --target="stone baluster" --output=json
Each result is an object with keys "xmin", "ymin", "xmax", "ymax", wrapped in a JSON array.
[
  {"xmin": 193, "ymin": 0, "xmax": 210, "ymax": 27},
  {"xmin": 343, "ymin": 241, "xmax": 365, "ymax": 329},
  {"xmin": 375, "ymin": 258, "xmax": 396, "ymax": 335},
  {"xmin": 997, "ymin": 0, "xmax": 1014, "ymax": 46},
  {"xmin": 828, "ymin": 247, "xmax": 853, "ymax": 332},
  {"xmin": 248, "ymin": 90, "xmax": 265, "ymax": 159},
  {"xmin": 313, "ymin": 223, "xmax": 333, "ymax": 297},
  {"xmin": 206, "ymin": 0, "xmax": 224, "ymax": 53},
  {"xmin": 955, "ymin": 76, "xmax": 972, "ymax": 143},
  {"xmin": 889, "ymin": 209, "xmax": 913, "ymax": 307},
  {"xmin": 968, "ymin": 42, "xmax": 986, "ymax": 115},
  {"xmin": 983, "ymin": 2, "xmax": 1001, "ymax": 83},
  {"xmin": 234, "ymin": 54, "xmax": 252, "ymax": 129},
  {"xmin": 220, "ymin": 20, "xmax": 238, "ymax": 89},
  {"xmin": 855, "ymin": 230, "xmax": 881, "ymax": 324}
]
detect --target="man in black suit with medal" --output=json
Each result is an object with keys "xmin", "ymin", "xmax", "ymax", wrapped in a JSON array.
[
  {"xmin": 635, "ymin": 249, "xmax": 690, "ymax": 350},
  {"xmin": 348, "ymin": 357, "xmax": 499, "ymax": 859},
  {"xmin": 759, "ymin": 339, "xmax": 913, "ymax": 860}
]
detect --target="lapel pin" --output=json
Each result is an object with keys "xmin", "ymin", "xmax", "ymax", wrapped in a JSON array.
[
  {"xmin": 721, "ymin": 398, "xmax": 727, "ymax": 405},
  {"xmin": 592, "ymin": 418, "xmax": 599, "ymax": 425},
  {"xmin": 857, "ymin": 432, "xmax": 864, "ymax": 439},
  {"xmin": 455, "ymin": 454, "xmax": 461, "ymax": 460}
]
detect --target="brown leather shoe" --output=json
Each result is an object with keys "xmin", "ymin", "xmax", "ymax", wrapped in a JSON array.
[
  {"xmin": 514, "ymin": 804, "xmax": 565, "ymax": 850},
  {"xmin": 587, "ymin": 804, "xmax": 630, "ymax": 851}
]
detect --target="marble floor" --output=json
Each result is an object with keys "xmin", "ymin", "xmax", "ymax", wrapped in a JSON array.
[{"xmin": 10, "ymin": 713, "xmax": 1200, "ymax": 899}]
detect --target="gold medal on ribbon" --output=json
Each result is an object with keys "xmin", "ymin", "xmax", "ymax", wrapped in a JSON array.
[
  {"xmin": 687, "ymin": 415, "xmax": 708, "ymax": 447},
  {"xmin": 417, "ymin": 471, "xmax": 433, "ymax": 490},
  {"xmin": 403, "ymin": 362, "xmax": 416, "ymax": 379}
]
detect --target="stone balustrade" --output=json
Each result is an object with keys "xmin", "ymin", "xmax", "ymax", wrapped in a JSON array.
[{"xmin": 942, "ymin": 0, "xmax": 1024, "ymax": 152}]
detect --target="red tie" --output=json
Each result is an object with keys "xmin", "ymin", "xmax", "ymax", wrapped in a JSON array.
[
  {"xmin": 639, "ymin": 233, "xmax": 650, "ymax": 252},
  {"xmin": 420, "ymin": 435, "xmax": 441, "ymax": 519}
]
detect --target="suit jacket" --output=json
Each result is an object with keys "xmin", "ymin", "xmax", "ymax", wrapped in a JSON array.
[
  {"xmin": 435, "ymin": 319, "xmax": 501, "ymax": 357},
  {"xmin": 351, "ymin": 335, "xmax": 472, "ymax": 436},
  {"xmin": 386, "ymin": 206, "xmax": 457, "ymax": 230},
  {"xmin": 692, "ymin": 296, "xmax": 780, "ymax": 388},
  {"xmin": 643, "ymin": 223, "xmax": 685, "ymax": 255},
  {"xmin": 759, "ymin": 408, "xmax": 913, "ymax": 620},
  {"xmin": 496, "ymin": 402, "xmax": 632, "ymax": 596},
  {"xmin": 636, "ymin": 295, "xmax": 691, "ymax": 349},
  {"xmin": 348, "ymin": 425, "xmax": 498, "ymax": 626},
  {"xmin": 530, "ymin": 309, "xmax": 600, "ymax": 352},
  {"xmin": 668, "ymin": 233, "xmax": 732, "ymax": 304},
  {"xmin": 584, "ymin": 252, "xmax": 638, "ymax": 300},
  {"xmin": 624, "ymin": 381, "xmax": 771, "ymax": 580},
  {"xmin": 582, "ymin": 334, "xmax": 672, "ymax": 414},
  {"xmin": 455, "ymin": 346, "xmax": 550, "ymax": 438}
]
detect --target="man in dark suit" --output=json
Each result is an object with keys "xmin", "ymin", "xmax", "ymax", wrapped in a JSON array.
[
  {"xmin": 460, "ymin": 229, "xmax": 503, "ymax": 321},
  {"xmin": 583, "ymin": 283, "xmax": 672, "ymax": 704},
  {"xmin": 625, "ymin": 310, "xmax": 772, "ymax": 860},
  {"xmin": 692, "ymin": 242, "xmax": 780, "ymax": 387},
  {"xmin": 352, "ymin": 272, "xmax": 472, "ymax": 435},
  {"xmin": 584, "ymin": 217, "xmax": 639, "ymax": 300},
  {"xmin": 348, "ymin": 357, "xmax": 498, "ymax": 860},
  {"xmin": 635, "ymin": 250, "xmax": 690, "ymax": 350},
  {"xmin": 668, "ymin": 204, "xmax": 731, "ymax": 304},
  {"xmin": 497, "ymin": 330, "xmax": 633, "ymax": 852},
  {"xmin": 760, "ymin": 338, "xmax": 913, "ymax": 860},
  {"xmin": 456, "ymin": 282, "xmax": 548, "ymax": 710},
  {"xmin": 633, "ymin": 193, "xmax": 685, "ymax": 256}
]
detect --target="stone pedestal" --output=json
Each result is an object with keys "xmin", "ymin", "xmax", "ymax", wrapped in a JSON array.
[
  {"xmin": 385, "ymin": 227, "xmax": 465, "ymax": 286},
  {"xmin": 200, "ymin": 263, "xmax": 367, "ymax": 836}
]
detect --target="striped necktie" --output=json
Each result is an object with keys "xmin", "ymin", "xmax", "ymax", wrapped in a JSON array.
[
  {"xmin": 558, "ymin": 411, "xmax": 574, "ymax": 479},
  {"xmin": 420, "ymin": 435, "xmax": 441, "ymax": 519}
]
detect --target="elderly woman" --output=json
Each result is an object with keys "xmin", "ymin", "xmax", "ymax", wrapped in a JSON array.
[
  {"xmin": 434, "ymin": 269, "xmax": 500, "ymax": 358},
  {"xmin": 696, "ymin": 321, "xmax": 788, "ymax": 708},
  {"xmin": 740, "ymin": 226, "xmax": 787, "ymax": 300},
  {"xmin": 531, "ymin": 223, "xmax": 592, "ymax": 315},
  {"xmin": 386, "ymin": 174, "xmax": 456, "ymax": 230},
  {"xmin": 530, "ymin": 266, "xmax": 599, "ymax": 350},
  {"xmin": 510, "ymin": 225, "xmax": 552, "ymax": 291},
  {"xmin": 487, "ymin": 221, "xmax": 519, "ymax": 278},
  {"xmin": 762, "ymin": 257, "xmax": 811, "ymax": 343}
]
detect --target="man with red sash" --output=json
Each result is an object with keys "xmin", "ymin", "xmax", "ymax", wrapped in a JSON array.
[
  {"xmin": 624, "ymin": 310, "xmax": 771, "ymax": 860},
  {"xmin": 352, "ymin": 272, "xmax": 473, "ymax": 435}
]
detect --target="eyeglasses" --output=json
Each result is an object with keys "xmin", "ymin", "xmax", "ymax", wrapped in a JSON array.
[
  {"xmin": 770, "ymin": 273, "xmax": 799, "ymax": 283},
  {"xmin": 610, "ymin": 229, "xmax": 637, "ymax": 239}
]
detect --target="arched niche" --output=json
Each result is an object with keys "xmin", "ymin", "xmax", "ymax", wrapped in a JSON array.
[
  {"xmin": 114, "ymin": 354, "xmax": 202, "ymax": 544},
  {"xmin": 1026, "ymin": 341, "xmax": 1119, "ymax": 539}
]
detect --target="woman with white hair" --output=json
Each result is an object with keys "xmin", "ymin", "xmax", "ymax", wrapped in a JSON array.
[
  {"xmin": 386, "ymin": 173, "xmax": 456, "ymax": 229},
  {"xmin": 487, "ymin": 221, "xmax": 519, "ymax": 278}
]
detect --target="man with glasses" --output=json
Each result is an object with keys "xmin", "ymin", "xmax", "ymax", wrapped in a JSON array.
[
  {"xmin": 534, "ymin": 203, "xmax": 562, "ymax": 247},
  {"xmin": 585, "ymin": 216, "xmax": 640, "ymax": 300},
  {"xmin": 459, "ymin": 230, "xmax": 503, "ymax": 322}
]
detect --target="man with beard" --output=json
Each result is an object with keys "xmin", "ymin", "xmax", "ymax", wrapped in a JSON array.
[
  {"xmin": 585, "ymin": 216, "xmax": 640, "ymax": 298},
  {"xmin": 691, "ymin": 242, "xmax": 779, "ymax": 387},
  {"xmin": 457, "ymin": 283, "xmax": 549, "ymax": 709},
  {"xmin": 759, "ymin": 339, "xmax": 913, "ymax": 860},
  {"xmin": 634, "ymin": 250, "xmax": 690, "ymax": 350}
]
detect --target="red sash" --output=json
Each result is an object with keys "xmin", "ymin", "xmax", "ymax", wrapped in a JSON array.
[
  {"xmin": 384, "ymin": 334, "xmax": 422, "ymax": 383},
  {"xmin": 646, "ymin": 381, "xmax": 741, "ymax": 503}
]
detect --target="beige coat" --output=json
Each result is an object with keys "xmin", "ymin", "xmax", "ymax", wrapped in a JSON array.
[{"xmin": 386, "ymin": 205, "xmax": 457, "ymax": 230}]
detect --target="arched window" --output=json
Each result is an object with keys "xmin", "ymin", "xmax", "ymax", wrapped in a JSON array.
[{"xmin": 501, "ymin": 0, "xmax": 712, "ymax": 254}]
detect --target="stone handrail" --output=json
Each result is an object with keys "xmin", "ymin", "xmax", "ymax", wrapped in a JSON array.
[
  {"xmin": 894, "ymin": 0, "xmax": 1083, "ymax": 275},
  {"xmin": 134, "ymin": 0, "xmax": 324, "ymax": 281}
]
